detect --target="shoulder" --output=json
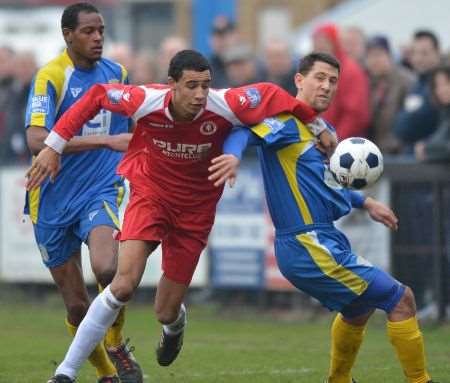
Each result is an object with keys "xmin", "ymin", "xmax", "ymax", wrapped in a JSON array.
[
  {"xmin": 36, "ymin": 53, "xmax": 71, "ymax": 81},
  {"xmin": 98, "ymin": 57, "xmax": 128, "ymax": 82},
  {"xmin": 33, "ymin": 52, "xmax": 73, "ymax": 95},
  {"xmin": 131, "ymin": 85, "xmax": 170, "ymax": 119}
]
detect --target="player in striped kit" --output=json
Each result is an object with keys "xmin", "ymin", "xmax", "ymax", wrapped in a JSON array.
[
  {"xmin": 24, "ymin": 3, "xmax": 141, "ymax": 383},
  {"xmin": 210, "ymin": 52, "xmax": 436, "ymax": 383}
]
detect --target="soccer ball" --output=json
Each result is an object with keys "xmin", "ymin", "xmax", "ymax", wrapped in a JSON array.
[{"xmin": 329, "ymin": 137, "xmax": 383, "ymax": 190}]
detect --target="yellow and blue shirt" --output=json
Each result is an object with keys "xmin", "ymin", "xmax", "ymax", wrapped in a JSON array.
[
  {"xmin": 24, "ymin": 49, "xmax": 129, "ymax": 226},
  {"xmin": 224, "ymin": 114, "xmax": 365, "ymax": 235}
]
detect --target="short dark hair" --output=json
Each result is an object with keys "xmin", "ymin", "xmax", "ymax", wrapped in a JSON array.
[
  {"xmin": 297, "ymin": 52, "xmax": 340, "ymax": 75},
  {"xmin": 168, "ymin": 50, "xmax": 211, "ymax": 81},
  {"xmin": 414, "ymin": 29, "xmax": 440, "ymax": 51},
  {"xmin": 61, "ymin": 2, "xmax": 100, "ymax": 30}
]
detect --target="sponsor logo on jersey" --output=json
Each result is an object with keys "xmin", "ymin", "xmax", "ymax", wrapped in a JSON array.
[
  {"xmin": 107, "ymin": 88, "xmax": 124, "ymax": 104},
  {"xmin": 200, "ymin": 121, "xmax": 217, "ymax": 135},
  {"xmin": 70, "ymin": 87, "xmax": 83, "ymax": 98},
  {"xmin": 153, "ymin": 139, "xmax": 212, "ymax": 160},
  {"xmin": 239, "ymin": 95, "xmax": 246, "ymax": 105},
  {"xmin": 31, "ymin": 95, "xmax": 49, "ymax": 114},
  {"xmin": 245, "ymin": 87, "xmax": 261, "ymax": 108},
  {"xmin": 148, "ymin": 122, "xmax": 174, "ymax": 129},
  {"xmin": 263, "ymin": 117, "xmax": 284, "ymax": 134}
]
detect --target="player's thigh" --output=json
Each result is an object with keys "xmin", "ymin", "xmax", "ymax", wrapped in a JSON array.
[
  {"xmin": 161, "ymin": 209, "xmax": 214, "ymax": 286},
  {"xmin": 33, "ymin": 223, "xmax": 82, "ymax": 269},
  {"xmin": 341, "ymin": 267, "xmax": 406, "ymax": 319},
  {"xmin": 110, "ymin": 239, "xmax": 159, "ymax": 301},
  {"xmin": 77, "ymin": 199, "xmax": 121, "ymax": 284},
  {"xmin": 275, "ymin": 229, "xmax": 374, "ymax": 312}
]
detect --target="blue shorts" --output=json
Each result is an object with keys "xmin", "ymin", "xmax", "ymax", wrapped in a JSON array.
[
  {"xmin": 33, "ymin": 197, "xmax": 121, "ymax": 269},
  {"xmin": 275, "ymin": 226, "xmax": 404, "ymax": 315}
]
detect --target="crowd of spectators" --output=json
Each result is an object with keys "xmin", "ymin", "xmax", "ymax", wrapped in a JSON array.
[{"xmin": 1, "ymin": 16, "xmax": 449, "ymax": 166}]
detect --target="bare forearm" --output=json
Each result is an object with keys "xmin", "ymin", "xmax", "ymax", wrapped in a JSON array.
[
  {"xmin": 64, "ymin": 135, "xmax": 108, "ymax": 153},
  {"xmin": 27, "ymin": 126, "xmax": 108, "ymax": 155}
]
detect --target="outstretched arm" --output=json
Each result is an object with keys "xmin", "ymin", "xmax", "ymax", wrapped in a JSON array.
[
  {"xmin": 226, "ymin": 83, "xmax": 317, "ymax": 125},
  {"xmin": 363, "ymin": 197, "xmax": 398, "ymax": 230},
  {"xmin": 208, "ymin": 127, "xmax": 259, "ymax": 187},
  {"xmin": 26, "ymin": 84, "xmax": 143, "ymax": 189},
  {"xmin": 45, "ymin": 84, "xmax": 143, "ymax": 152}
]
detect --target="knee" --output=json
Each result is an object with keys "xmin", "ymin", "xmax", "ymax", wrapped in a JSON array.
[
  {"xmin": 392, "ymin": 286, "xmax": 417, "ymax": 317},
  {"xmin": 110, "ymin": 277, "xmax": 137, "ymax": 303},
  {"xmin": 66, "ymin": 299, "xmax": 89, "ymax": 325},
  {"xmin": 93, "ymin": 265, "xmax": 116, "ymax": 288},
  {"xmin": 91, "ymin": 256, "xmax": 117, "ymax": 288},
  {"xmin": 154, "ymin": 305, "xmax": 179, "ymax": 325},
  {"xmin": 401, "ymin": 286, "xmax": 416, "ymax": 309}
]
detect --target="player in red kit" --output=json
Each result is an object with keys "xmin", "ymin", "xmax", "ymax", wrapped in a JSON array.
[{"xmin": 27, "ymin": 50, "xmax": 322, "ymax": 382}]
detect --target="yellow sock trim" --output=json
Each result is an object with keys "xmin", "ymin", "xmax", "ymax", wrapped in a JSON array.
[
  {"xmin": 65, "ymin": 318, "xmax": 117, "ymax": 378},
  {"xmin": 328, "ymin": 314, "xmax": 366, "ymax": 383},
  {"xmin": 98, "ymin": 284, "xmax": 126, "ymax": 349},
  {"xmin": 105, "ymin": 306, "xmax": 125, "ymax": 349},
  {"xmin": 387, "ymin": 317, "xmax": 431, "ymax": 383}
]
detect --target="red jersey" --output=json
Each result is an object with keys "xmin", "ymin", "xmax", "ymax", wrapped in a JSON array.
[{"xmin": 45, "ymin": 82, "xmax": 316, "ymax": 210}]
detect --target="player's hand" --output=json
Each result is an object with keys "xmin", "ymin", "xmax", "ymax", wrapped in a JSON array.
[
  {"xmin": 208, "ymin": 154, "xmax": 240, "ymax": 187},
  {"xmin": 26, "ymin": 146, "xmax": 61, "ymax": 190},
  {"xmin": 106, "ymin": 133, "xmax": 132, "ymax": 152},
  {"xmin": 363, "ymin": 197, "xmax": 398, "ymax": 230},
  {"xmin": 316, "ymin": 129, "xmax": 337, "ymax": 159}
]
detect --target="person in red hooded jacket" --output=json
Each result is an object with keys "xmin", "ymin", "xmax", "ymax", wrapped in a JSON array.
[{"xmin": 312, "ymin": 23, "xmax": 371, "ymax": 140}]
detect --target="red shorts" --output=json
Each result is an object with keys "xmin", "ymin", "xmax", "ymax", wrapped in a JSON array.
[{"xmin": 119, "ymin": 189, "xmax": 215, "ymax": 285}]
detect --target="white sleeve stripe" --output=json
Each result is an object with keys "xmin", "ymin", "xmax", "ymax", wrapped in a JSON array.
[
  {"xmin": 206, "ymin": 89, "xmax": 242, "ymax": 126},
  {"xmin": 44, "ymin": 131, "xmax": 67, "ymax": 154},
  {"xmin": 132, "ymin": 86, "xmax": 168, "ymax": 122}
]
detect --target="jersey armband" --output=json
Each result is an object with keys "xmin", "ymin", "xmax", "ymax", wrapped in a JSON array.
[{"xmin": 44, "ymin": 131, "xmax": 67, "ymax": 154}]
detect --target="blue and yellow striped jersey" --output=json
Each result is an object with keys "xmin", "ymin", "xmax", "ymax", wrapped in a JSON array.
[
  {"xmin": 246, "ymin": 113, "xmax": 363, "ymax": 234},
  {"xmin": 24, "ymin": 49, "xmax": 129, "ymax": 226}
]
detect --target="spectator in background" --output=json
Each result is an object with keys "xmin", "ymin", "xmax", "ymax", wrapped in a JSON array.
[
  {"xmin": 223, "ymin": 43, "xmax": 262, "ymax": 87},
  {"xmin": 261, "ymin": 38, "xmax": 297, "ymax": 96},
  {"xmin": 0, "ymin": 46, "xmax": 15, "ymax": 145},
  {"xmin": 107, "ymin": 42, "xmax": 135, "ymax": 76},
  {"xmin": 312, "ymin": 23, "xmax": 370, "ymax": 140},
  {"xmin": 131, "ymin": 50, "xmax": 156, "ymax": 84},
  {"xmin": 0, "ymin": 51, "xmax": 37, "ymax": 165},
  {"xmin": 341, "ymin": 26, "xmax": 367, "ymax": 67},
  {"xmin": 365, "ymin": 35, "xmax": 415, "ymax": 154},
  {"xmin": 415, "ymin": 65, "xmax": 450, "ymax": 162},
  {"xmin": 209, "ymin": 15, "xmax": 238, "ymax": 88},
  {"xmin": 393, "ymin": 30, "xmax": 442, "ymax": 152},
  {"xmin": 155, "ymin": 36, "xmax": 189, "ymax": 83}
]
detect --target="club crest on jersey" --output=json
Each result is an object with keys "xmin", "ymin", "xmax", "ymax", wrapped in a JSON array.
[
  {"xmin": 200, "ymin": 121, "xmax": 217, "ymax": 135},
  {"xmin": 107, "ymin": 89, "xmax": 124, "ymax": 104},
  {"xmin": 245, "ymin": 87, "xmax": 261, "ymax": 108},
  {"xmin": 70, "ymin": 87, "xmax": 82, "ymax": 98}
]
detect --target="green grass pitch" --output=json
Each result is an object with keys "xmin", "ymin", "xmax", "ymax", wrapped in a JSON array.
[{"xmin": 0, "ymin": 300, "xmax": 449, "ymax": 382}]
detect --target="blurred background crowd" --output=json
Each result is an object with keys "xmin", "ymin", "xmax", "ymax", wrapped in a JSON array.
[
  {"xmin": 0, "ymin": 0, "xmax": 449, "ymax": 322},
  {"xmin": 1, "ymin": 0, "xmax": 450, "ymax": 167}
]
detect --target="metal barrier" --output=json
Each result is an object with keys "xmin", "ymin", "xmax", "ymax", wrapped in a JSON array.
[{"xmin": 386, "ymin": 158, "xmax": 450, "ymax": 321}]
